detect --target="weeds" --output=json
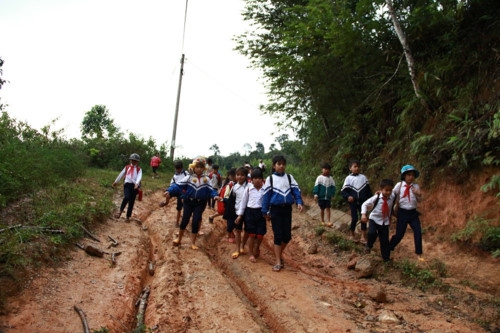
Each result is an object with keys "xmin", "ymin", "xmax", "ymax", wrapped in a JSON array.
[
  {"xmin": 323, "ymin": 230, "xmax": 357, "ymax": 251},
  {"xmin": 451, "ymin": 216, "xmax": 500, "ymax": 257},
  {"xmin": 396, "ymin": 259, "xmax": 447, "ymax": 291}
]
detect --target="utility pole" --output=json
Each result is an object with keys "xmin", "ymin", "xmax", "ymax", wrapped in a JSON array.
[
  {"xmin": 170, "ymin": 53, "xmax": 185, "ymax": 160},
  {"xmin": 169, "ymin": 0, "xmax": 189, "ymax": 160}
]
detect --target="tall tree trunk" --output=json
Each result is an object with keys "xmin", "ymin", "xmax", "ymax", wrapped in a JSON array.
[{"xmin": 385, "ymin": 0, "xmax": 431, "ymax": 111}]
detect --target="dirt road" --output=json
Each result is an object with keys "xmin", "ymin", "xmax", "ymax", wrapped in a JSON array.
[{"xmin": 1, "ymin": 189, "xmax": 498, "ymax": 332}]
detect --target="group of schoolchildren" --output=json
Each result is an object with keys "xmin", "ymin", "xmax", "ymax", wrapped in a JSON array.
[{"xmin": 114, "ymin": 153, "xmax": 423, "ymax": 271}]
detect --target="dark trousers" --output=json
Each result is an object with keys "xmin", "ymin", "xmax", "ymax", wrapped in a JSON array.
[
  {"xmin": 270, "ymin": 205, "xmax": 292, "ymax": 245},
  {"xmin": 180, "ymin": 198, "xmax": 207, "ymax": 234},
  {"xmin": 389, "ymin": 208, "xmax": 422, "ymax": 255},
  {"xmin": 367, "ymin": 220, "xmax": 390, "ymax": 261},
  {"xmin": 120, "ymin": 183, "xmax": 137, "ymax": 218},
  {"xmin": 349, "ymin": 202, "xmax": 367, "ymax": 231}
]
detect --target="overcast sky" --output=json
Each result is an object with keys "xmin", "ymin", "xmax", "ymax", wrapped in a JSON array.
[{"xmin": 0, "ymin": 0, "xmax": 290, "ymax": 159}]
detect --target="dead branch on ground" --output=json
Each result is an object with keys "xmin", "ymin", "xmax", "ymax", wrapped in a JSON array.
[
  {"xmin": 135, "ymin": 286, "xmax": 150, "ymax": 331},
  {"xmin": 81, "ymin": 226, "xmax": 100, "ymax": 242},
  {"xmin": 107, "ymin": 235, "xmax": 119, "ymax": 248},
  {"xmin": 73, "ymin": 305, "xmax": 90, "ymax": 333}
]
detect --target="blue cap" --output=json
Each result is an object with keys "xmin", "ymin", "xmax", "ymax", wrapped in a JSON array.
[{"xmin": 401, "ymin": 165, "xmax": 420, "ymax": 179}]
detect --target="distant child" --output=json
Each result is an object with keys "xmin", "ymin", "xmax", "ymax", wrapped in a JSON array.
[
  {"xmin": 389, "ymin": 165, "xmax": 424, "ymax": 261},
  {"xmin": 361, "ymin": 179, "xmax": 395, "ymax": 262},
  {"xmin": 225, "ymin": 167, "xmax": 249, "ymax": 259},
  {"xmin": 208, "ymin": 164, "xmax": 222, "ymax": 210},
  {"xmin": 313, "ymin": 163, "xmax": 336, "ymax": 227},
  {"xmin": 261, "ymin": 155, "xmax": 304, "ymax": 272},
  {"xmin": 165, "ymin": 160, "xmax": 188, "ymax": 227},
  {"xmin": 206, "ymin": 158, "xmax": 214, "ymax": 174},
  {"xmin": 258, "ymin": 159, "xmax": 266, "ymax": 174},
  {"xmin": 163, "ymin": 157, "xmax": 218, "ymax": 250},
  {"xmin": 113, "ymin": 153, "xmax": 143, "ymax": 222},
  {"xmin": 150, "ymin": 152, "xmax": 162, "ymax": 178},
  {"xmin": 341, "ymin": 160, "xmax": 373, "ymax": 243},
  {"xmin": 209, "ymin": 168, "xmax": 235, "ymax": 225},
  {"xmin": 236, "ymin": 167, "xmax": 267, "ymax": 263}
]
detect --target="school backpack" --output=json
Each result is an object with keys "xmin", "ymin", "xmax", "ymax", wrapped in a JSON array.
[{"xmin": 217, "ymin": 182, "xmax": 233, "ymax": 215}]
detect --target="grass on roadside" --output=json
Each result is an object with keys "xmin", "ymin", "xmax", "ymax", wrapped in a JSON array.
[{"xmin": 0, "ymin": 168, "xmax": 117, "ymax": 305}]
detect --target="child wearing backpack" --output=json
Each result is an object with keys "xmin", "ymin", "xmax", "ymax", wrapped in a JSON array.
[
  {"xmin": 225, "ymin": 167, "xmax": 249, "ymax": 259},
  {"xmin": 361, "ymin": 179, "xmax": 395, "ymax": 262},
  {"xmin": 112, "ymin": 153, "xmax": 143, "ymax": 222},
  {"xmin": 209, "ymin": 168, "xmax": 235, "ymax": 226},
  {"xmin": 163, "ymin": 160, "xmax": 188, "ymax": 227},
  {"xmin": 163, "ymin": 157, "xmax": 218, "ymax": 250},
  {"xmin": 341, "ymin": 160, "xmax": 373, "ymax": 243},
  {"xmin": 236, "ymin": 167, "xmax": 267, "ymax": 263},
  {"xmin": 313, "ymin": 163, "xmax": 336, "ymax": 227},
  {"xmin": 208, "ymin": 164, "xmax": 222, "ymax": 210},
  {"xmin": 389, "ymin": 165, "xmax": 424, "ymax": 261},
  {"xmin": 261, "ymin": 155, "xmax": 304, "ymax": 272}
]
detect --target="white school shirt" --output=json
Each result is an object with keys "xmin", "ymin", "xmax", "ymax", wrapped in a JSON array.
[
  {"xmin": 394, "ymin": 182, "xmax": 421, "ymax": 210},
  {"xmin": 236, "ymin": 184, "xmax": 264, "ymax": 216},
  {"xmin": 361, "ymin": 193, "xmax": 396, "ymax": 226},
  {"xmin": 115, "ymin": 165, "xmax": 142, "ymax": 186},
  {"xmin": 232, "ymin": 182, "xmax": 248, "ymax": 211}
]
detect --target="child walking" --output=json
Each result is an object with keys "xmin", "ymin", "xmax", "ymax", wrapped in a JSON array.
[
  {"xmin": 150, "ymin": 152, "xmax": 162, "ymax": 178},
  {"xmin": 313, "ymin": 163, "xmax": 336, "ymax": 227},
  {"xmin": 164, "ymin": 160, "xmax": 188, "ymax": 227},
  {"xmin": 341, "ymin": 160, "xmax": 373, "ymax": 243},
  {"xmin": 209, "ymin": 168, "xmax": 235, "ymax": 225},
  {"xmin": 236, "ymin": 167, "xmax": 267, "ymax": 263},
  {"xmin": 113, "ymin": 153, "xmax": 143, "ymax": 222},
  {"xmin": 225, "ymin": 167, "xmax": 249, "ymax": 259},
  {"xmin": 389, "ymin": 165, "xmax": 424, "ymax": 261},
  {"xmin": 361, "ymin": 179, "xmax": 395, "ymax": 262},
  {"xmin": 261, "ymin": 155, "xmax": 303, "ymax": 272},
  {"xmin": 163, "ymin": 158, "xmax": 218, "ymax": 250},
  {"xmin": 208, "ymin": 164, "xmax": 222, "ymax": 211}
]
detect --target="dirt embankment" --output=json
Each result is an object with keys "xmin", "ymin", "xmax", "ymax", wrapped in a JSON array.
[{"xmin": 0, "ymin": 179, "xmax": 499, "ymax": 332}]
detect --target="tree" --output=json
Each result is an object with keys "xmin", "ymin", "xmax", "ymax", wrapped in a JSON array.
[
  {"xmin": 242, "ymin": 143, "xmax": 252, "ymax": 156},
  {"xmin": 81, "ymin": 105, "xmax": 118, "ymax": 140},
  {"xmin": 254, "ymin": 142, "xmax": 265, "ymax": 154},
  {"xmin": 209, "ymin": 144, "xmax": 220, "ymax": 157},
  {"xmin": 0, "ymin": 57, "xmax": 6, "ymax": 112}
]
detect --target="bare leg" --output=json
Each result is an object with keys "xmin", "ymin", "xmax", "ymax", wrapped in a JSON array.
[
  {"xmin": 320, "ymin": 209, "xmax": 325, "ymax": 224},
  {"xmin": 241, "ymin": 231, "xmax": 249, "ymax": 253},
  {"xmin": 191, "ymin": 233, "xmax": 198, "ymax": 250},
  {"xmin": 235, "ymin": 229, "xmax": 242, "ymax": 254},
  {"xmin": 174, "ymin": 229, "xmax": 185, "ymax": 245}
]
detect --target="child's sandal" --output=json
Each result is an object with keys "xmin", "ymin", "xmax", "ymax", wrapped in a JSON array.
[
  {"xmin": 272, "ymin": 264, "xmax": 281, "ymax": 272},
  {"xmin": 231, "ymin": 251, "xmax": 240, "ymax": 259},
  {"xmin": 249, "ymin": 256, "xmax": 256, "ymax": 263}
]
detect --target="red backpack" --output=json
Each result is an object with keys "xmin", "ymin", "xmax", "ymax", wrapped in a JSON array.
[{"xmin": 217, "ymin": 182, "xmax": 233, "ymax": 215}]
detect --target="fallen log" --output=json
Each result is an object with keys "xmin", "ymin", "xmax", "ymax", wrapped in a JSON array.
[
  {"xmin": 135, "ymin": 286, "xmax": 150, "ymax": 331},
  {"xmin": 75, "ymin": 243, "xmax": 104, "ymax": 257},
  {"xmin": 0, "ymin": 224, "xmax": 23, "ymax": 233},
  {"xmin": 0, "ymin": 225, "xmax": 64, "ymax": 234},
  {"xmin": 73, "ymin": 305, "xmax": 90, "ymax": 333},
  {"xmin": 81, "ymin": 226, "xmax": 100, "ymax": 242}
]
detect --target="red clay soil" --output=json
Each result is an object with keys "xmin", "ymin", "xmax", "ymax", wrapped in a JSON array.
[{"xmin": 0, "ymin": 175, "xmax": 499, "ymax": 333}]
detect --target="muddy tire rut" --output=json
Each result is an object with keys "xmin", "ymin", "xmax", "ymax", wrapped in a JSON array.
[{"xmin": 0, "ymin": 190, "xmax": 496, "ymax": 332}]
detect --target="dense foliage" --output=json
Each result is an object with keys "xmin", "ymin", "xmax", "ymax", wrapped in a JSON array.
[{"xmin": 236, "ymin": 0, "xmax": 500, "ymax": 180}]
